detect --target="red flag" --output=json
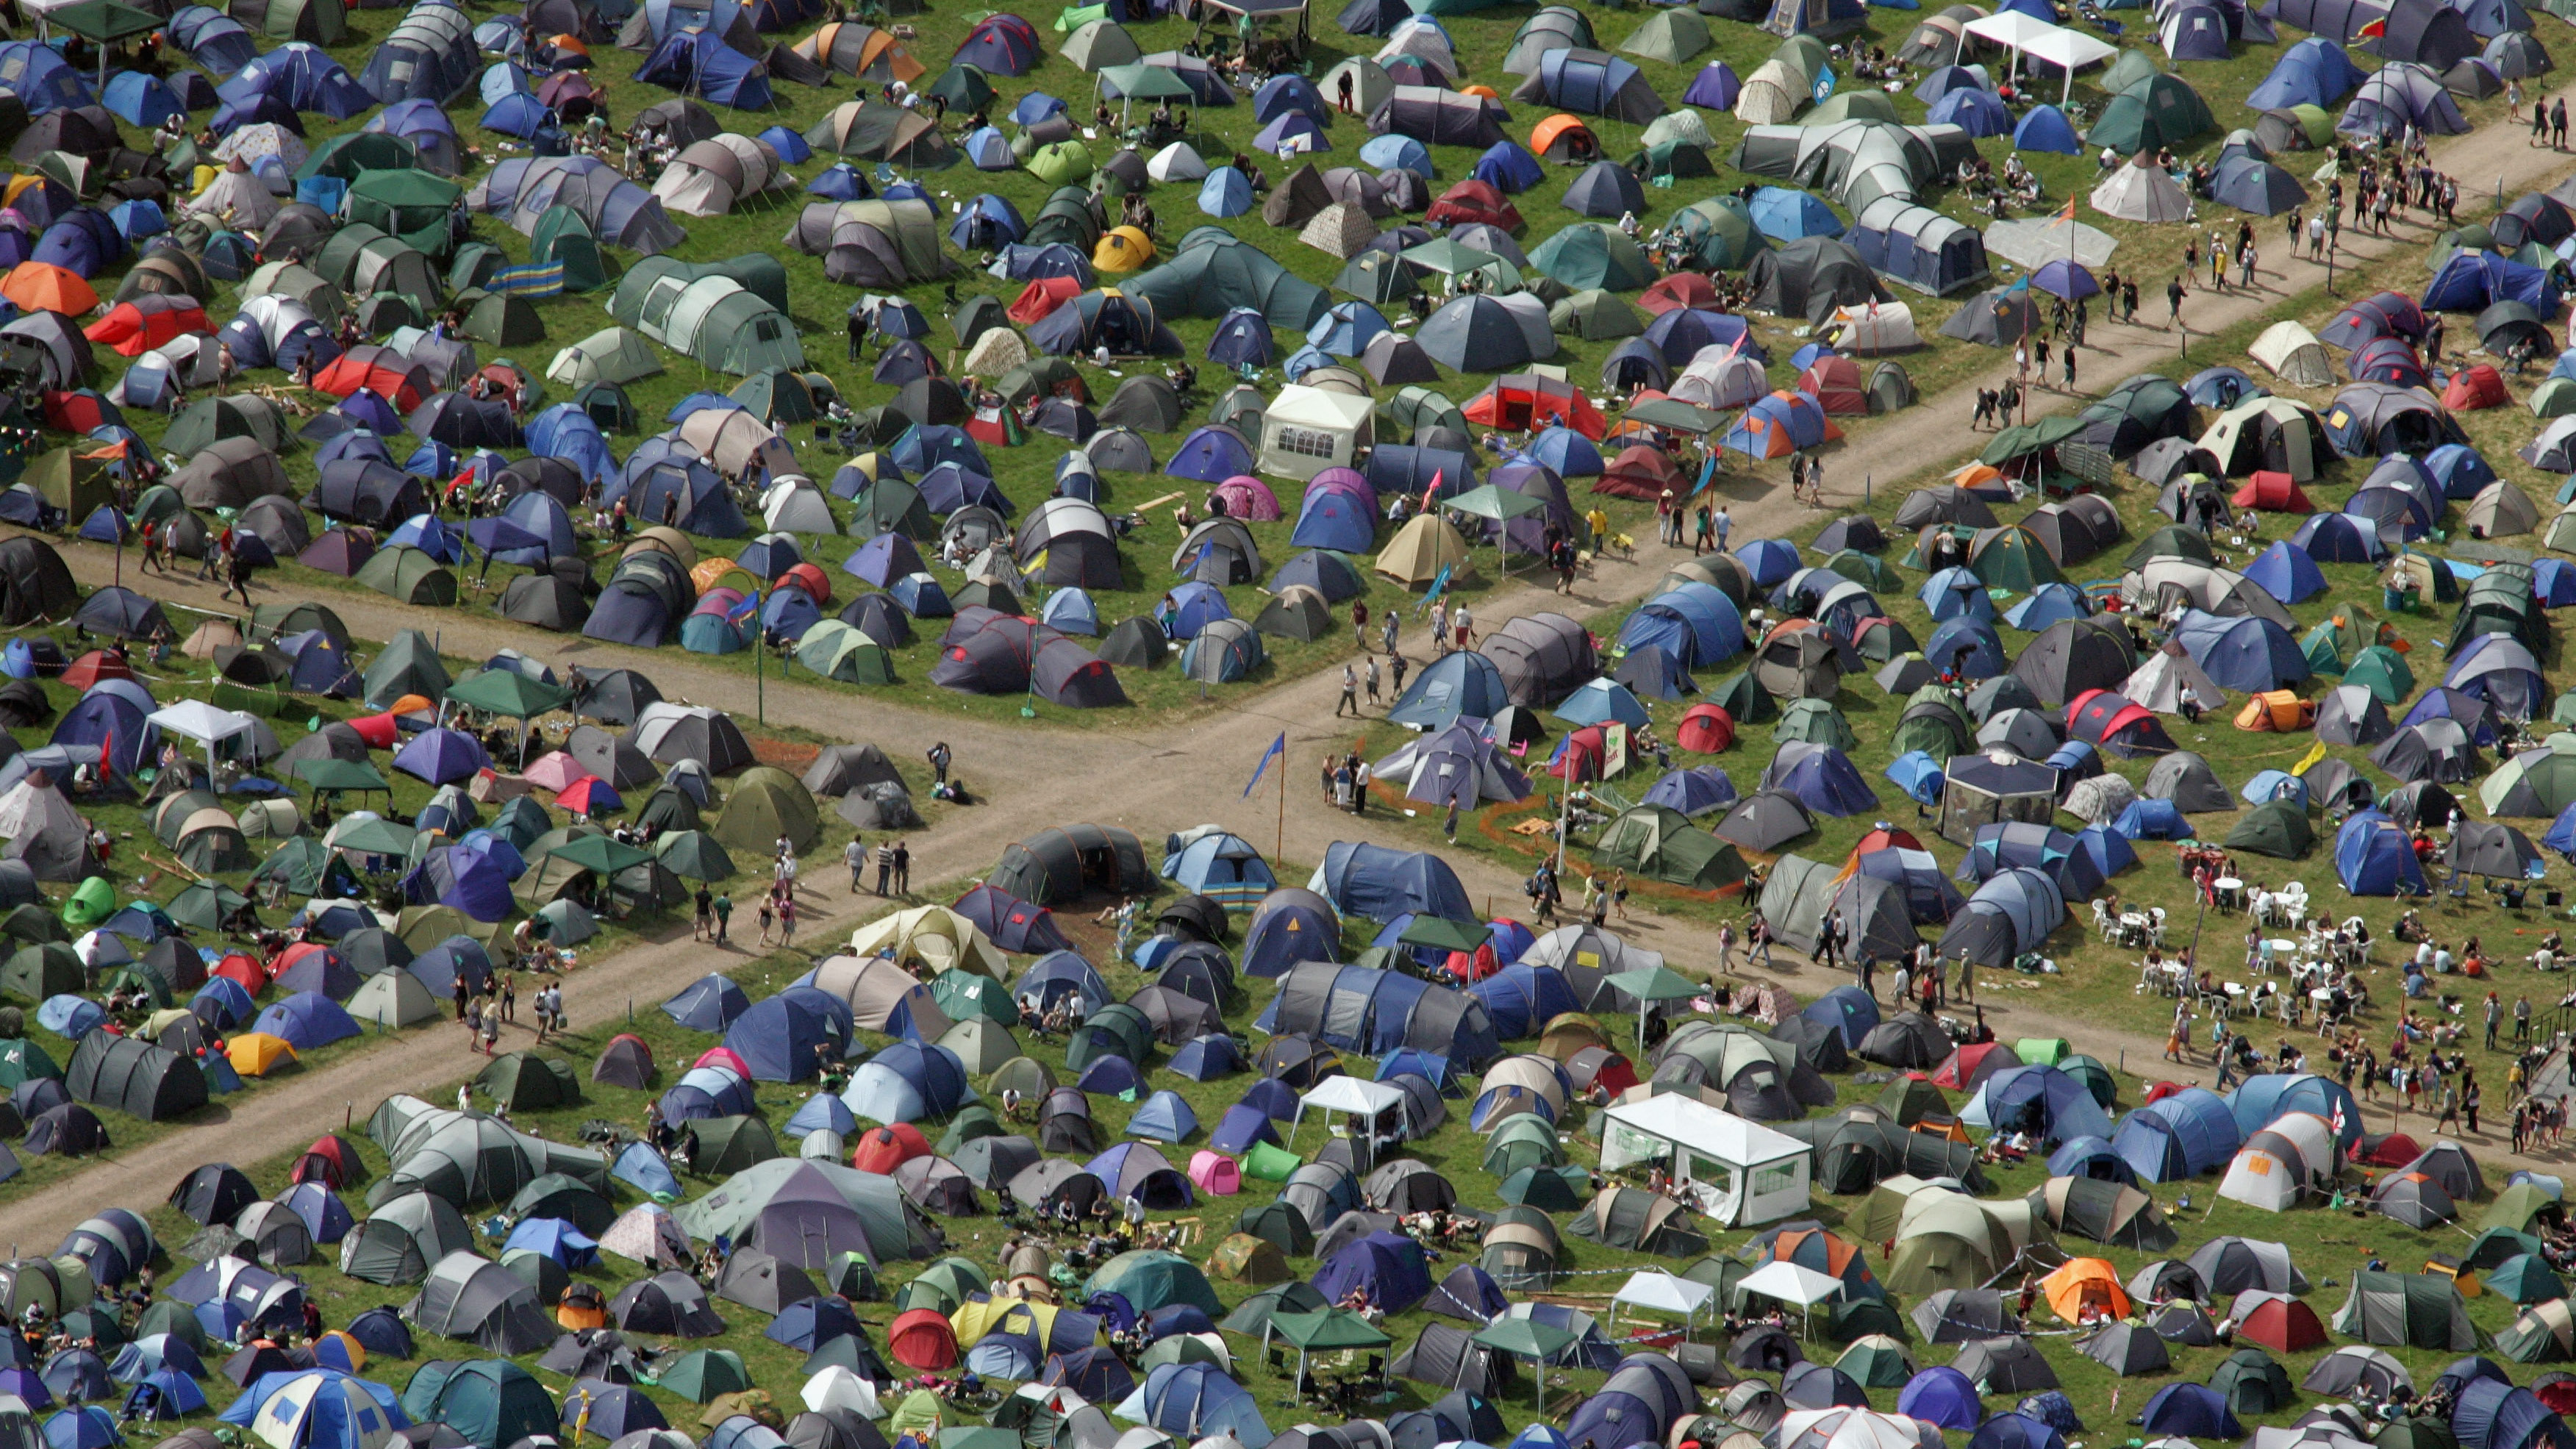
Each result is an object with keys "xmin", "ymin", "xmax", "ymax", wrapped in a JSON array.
[
  {"xmin": 100, "ymin": 723, "xmax": 112, "ymax": 779},
  {"xmin": 2358, "ymin": 16, "xmax": 2385, "ymax": 35},
  {"xmin": 1420, "ymin": 467, "xmax": 1443, "ymax": 513}
]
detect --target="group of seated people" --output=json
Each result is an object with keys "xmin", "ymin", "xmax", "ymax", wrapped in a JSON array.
[{"xmin": 1956, "ymin": 154, "xmax": 2045, "ymax": 216}]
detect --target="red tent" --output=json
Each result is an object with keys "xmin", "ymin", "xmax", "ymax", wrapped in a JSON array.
[
  {"xmin": 1006, "ymin": 275, "xmax": 1081, "ymax": 324},
  {"xmin": 2443, "ymin": 363, "xmax": 2508, "ymax": 410},
  {"xmin": 1461, "ymin": 373, "xmax": 1607, "ymax": 438},
  {"xmin": 290, "ymin": 1133, "xmax": 360, "ymax": 1187},
  {"xmin": 1931, "ymin": 1041, "xmax": 2012, "ymax": 1090},
  {"xmin": 312, "ymin": 347, "xmax": 431, "ymax": 411},
  {"xmin": 2230, "ymin": 471, "xmax": 2313, "ymax": 512},
  {"xmin": 1639, "ymin": 271, "xmax": 1719, "ymax": 315},
  {"xmin": 267, "ymin": 941, "xmax": 341, "ymax": 981},
  {"xmin": 60, "ymin": 649, "xmax": 134, "ymax": 690},
  {"xmin": 83, "ymin": 296, "xmax": 207, "ymax": 356},
  {"xmin": 2142, "ymin": 1080, "xmax": 2185, "ymax": 1105},
  {"xmin": 693, "ymin": 1046, "xmax": 752, "ymax": 1077},
  {"xmin": 1549, "ymin": 724, "xmax": 1606, "ymax": 781},
  {"xmin": 210, "ymin": 954, "xmax": 266, "ymax": 997},
  {"xmin": 1593, "ymin": 443, "xmax": 1687, "ymax": 500},
  {"xmin": 1677, "ymin": 703, "xmax": 1735, "ymax": 752},
  {"xmin": 348, "ymin": 712, "xmax": 401, "ymax": 750},
  {"xmin": 43, "ymin": 390, "xmax": 116, "ymax": 433},
  {"xmin": 2235, "ymin": 1295, "xmax": 2328, "ymax": 1353},
  {"xmin": 1797, "ymin": 357, "xmax": 1868, "ymax": 415},
  {"xmin": 889, "ymin": 1308, "xmax": 960, "ymax": 1369},
  {"xmin": 850, "ymin": 1122, "xmax": 933, "ymax": 1173},
  {"xmin": 2067, "ymin": 688, "xmax": 2178, "ymax": 754},
  {"xmin": 1425, "ymin": 179, "xmax": 1522, "ymax": 231},
  {"xmin": 780, "ymin": 562, "xmax": 833, "ymax": 606},
  {"xmin": 2357, "ymin": 1131, "xmax": 2422, "ymax": 1166},
  {"xmin": 1842, "ymin": 826, "xmax": 1925, "ymax": 865}
]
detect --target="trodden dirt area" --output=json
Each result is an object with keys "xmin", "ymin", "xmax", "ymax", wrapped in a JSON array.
[{"xmin": 18, "ymin": 106, "xmax": 2576, "ymax": 1243}]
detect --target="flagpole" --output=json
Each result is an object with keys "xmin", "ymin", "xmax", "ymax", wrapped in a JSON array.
[{"xmin": 1276, "ymin": 732, "xmax": 1287, "ymax": 864}]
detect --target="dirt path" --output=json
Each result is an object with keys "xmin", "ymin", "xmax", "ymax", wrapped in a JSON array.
[{"xmin": 20, "ymin": 106, "xmax": 2576, "ymax": 1234}]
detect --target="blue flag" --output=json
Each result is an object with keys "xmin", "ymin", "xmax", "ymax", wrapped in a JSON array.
[{"xmin": 1243, "ymin": 731, "xmax": 1287, "ymax": 798}]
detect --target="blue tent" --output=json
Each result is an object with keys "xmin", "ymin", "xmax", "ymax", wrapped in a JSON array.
[
  {"xmin": 1920, "ymin": 565, "xmax": 1996, "ymax": 621},
  {"xmin": 2425, "ymin": 443, "xmax": 2498, "ymax": 498},
  {"xmin": 660, "ymin": 1065, "xmax": 756, "ymax": 1121},
  {"xmin": 1735, "ymin": 537, "xmax": 1801, "ymax": 587},
  {"xmin": 1642, "ymin": 765, "xmax": 1739, "ymax": 817},
  {"xmin": 722, "ymin": 987, "xmax": 852, "ymax": 1081},
  {"xmin": 2425, "ymin": 248, "xmax": 2561, "ymax": 315},
  {"xmin": 1525, "ymin": 426, "xmax": 1604, "ymax": 478},
  {"xmin": 1924, "ymin": 617, "xmax": 2008, "ymax": 678},
  {"xmin": 765, "ymin": 1297, "xmax": 863, "ymax": 1353},
  {"xmin": 1242, "ymin": 895, "xmax": 1339, "ymax": 981},
  {"xmin": 1014, "ymin": 951, "xmax": 1112, "ymax": 1013},
  {"xmin": 1123, "ymin": 1362, "xmax": 1272, "ymax": 1449},
  {"xmin": 1310, "ymin": 1231, "xmax": 1433, "ymax": 1313},
  {"xmin": 1800, "ymin": 985, "xmax": 1881, "ymax": 1048},
  {"xmin": 2291, "ymin": 510, "xmax": 2388, "ymax": 562},
  {"xmin": 2172, "ymin": 609, "xmax": 2310, "ymax": 691},
  {"xmin": 1253, "ymin": 112, "xmax": 1328, "ymax": 154},
  {"xmin": 2227, "ymin": 1072, "xmax": 2365, "ymax": 1150},
  {"xmin": 1384, "ymin": 650, "xmax": 1511, "ymax": 730},
  {"xmin": 1209, "ymin": 1101, "xmax": 1279, "ymax": 1153},
  {"xmin": 252, "ymin": 992, "xmax": 359, "ymax": 1051},
  {"xmin": 1913, "ymin": 65, "xmax": 1983, "ymax": 102},
  {"xmin": 840, "ymin": 1041, "xmax": 971, "ymax": 1125},
  {"xmin": 1040, "ymin": 588, "xmax": 1098, "ymax": 637},
  {"xmin": 1472, "ymin": 141, "xmax": 1544, "ymax": 193},
  {"xmin": 1359, "ymin": 134, "xmax": 1433, "ymax": 173},
  {"xmin": 1198, "ymin": 168, "xmax": 1254, "ymax": 217},
  {"xmin": 610, "ymin": 1142, "xmax": 680, "ymax": 1200},
  {"xmin": 1312, "ymin": 841, "xmax": 1475, "ymax": 924},
  {"xmin": 1207, "ymin": 308, "xmax": 1276, "ymax": 368},
  {"xmin": 950, "ymin": 193, "xmax": 1025, "ymax": 248},
  {"xmin": 2045, "ymin": 1136, "xmax": 2136, "ymax": 1184},
  {"xmin": 1618, "ymin": 585, "xmax": 1743, "ymax": 668},
  {"xmin": 2247, "ymin": 36, "xmax": 2366, "ymax": 107},
  {"xmin": 784, "ymin": 1092, "xmax": 856, "ymax": 1138},
  {"xmin": 1307, "ymin": 301, "xmax": 1390, "ymax": 357},
  {"xmin": 2072, "ymin": 822, "xmax": 2136, "ymax": 883},
  {"xmin": 2400, "ymin": 685, "xmax": 2500, "ymax": 745},
  {"xmin": 1556, "ymin": 679, "xmax": 1651, "ymax": 728},
  {"xmin": 2003, "ymin": 582, "xmax": 2092, "ymax": 630},
  {"xmin": 101, "ymin": 72, "xmax": 183, "ymax": 127},
  {"xmin": 1897, "ymin": 1368, "xmax": 1982, "ymax": 1431},
  {"xmin": 1467, "ymin": 965, "xmax": 1580, "ymax": 1039},
  {"xmin": 1289, "ymin": 486, "xmax": 1373, "ymax": 553},
  {"xmin": 1764, "ymin": 743, "xmax": 1878, "ymax": 816},
  {"xmin": 1963, "ymin": 1064, "xmax": 2116, "ymax": 1140},
  {"xmin": 1681, "ymin": 60, "xmax": 1739, "ymax": 107},
  {"xmin": 2111, "ymin": 1086, "xmax": 2242, "ymax": 1182},
  {"xmin": 2447, "ymin": 633, "xmax": 2547, "ymax": 718},
  {"xmin": 2137, "ymin": 1386, "xmax": 2242, "ymax": 1440},
  {"xmin": 1165, "ymin": 426, "xmax": 1258, "ymax": 482},
  {"xmin": 1168, "ymin": 1034, "xmax": 1240, "ymax": 1081},
  {"xmin": 2011, "ymin": 104, "xmax": 2083, "ymax": 153},
  {"xmin": 2243, "ymin": 540, "xmax": 2327, "ymax": 604},
  {"xmin": 1128, "ymin": 1090, "xmax": 1200, "ymax": 1142},
  {"xmin": 1749, "ymin": 188, "xmax": 1844, "ymax": 241},
  {"xmin": 1886, "ymin": 751, "xmax": 1946, "ymax": 805},
  {"xmin": 501, "ymin": 1217, "xmax": 599, "ymax": 1267},
  {"xmin": 1928, "ymin": 87, "xmax": 2011, "ymax": 136}
]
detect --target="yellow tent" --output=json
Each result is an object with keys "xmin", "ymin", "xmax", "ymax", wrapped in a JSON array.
[
  {"xmin": 845, "ymin": 905, "xmax": 1009, "ymax": 978},
  {"xmin": 227, "ymin": 1032, "xmax": 299, "ymax": 1076},
  {"xmin": 1092, "ymin": 226, "xmax": 1156, "ymax": 273},
  {"xmin": 1374, "ymin": 512, "xmax": 1475, "ymax": 588},
  {"xmin": 950, "ymin": 1296, "xmax": 1098, "ymax": 1347},
  {"xmin": 311, "ymin": 1331, "xmax": 365, "ymax": 1371}
]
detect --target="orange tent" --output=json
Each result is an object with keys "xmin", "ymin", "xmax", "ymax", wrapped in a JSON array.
[
  {"xmin": 1461, "ymin": 372, "xmax": 1606, "ymax": 438},
  {"xmin": 2, "ymin": 261, "xmax": 95, "ymax": 315},
  {"xmin": 1458, "ymin": 83, "xmax": 1500, "ymax": 100},
  {"xmin": 2231, "ymin": 471, "xmax": 2312, "ymax": 512},
  {"xmin": 888, "ymin": 1308, "xmax": 959, "ymax": 1369},
  {"xmin": 1529, "ymin": 113, "xmax": 1596, "ymax": 160},
  {"xmin": 228, "ymin": 1033, "xmax": 299, "ymax": 1077},
  {"xmin": 2234, "ymin": 690, "xmax": 2313, "ymax": 731},
  {"xmin": 692, "ymin": 558, "xmax": 759, "ymax": 596},
  {"xmin": 1948, "ymin": 462, "xmax": 2006, "ymax": 489},
  {"xmin": 779, "ymin": 562, "xmax": 832, "ymax": 606},
  {"xmin": 851, "ymin": 1122, "xmax": 933, "ymax": 1173},
  {"xmin": 2040, "ymin": 1258, "xmax": 2130, "ymax": 1321},
  {"xmin": 85, "ymin": 297, "xmax": 206, "ymax": 356}
]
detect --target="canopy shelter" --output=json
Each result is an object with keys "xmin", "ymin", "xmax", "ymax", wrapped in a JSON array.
[
  {"xmin": 1597, "ymin": 1092, "xmax": 1810, "ymax": 1225},
  {"xmin": 1734, "ymin": 1259, "xmax": 1847, "ymax": 1337},
  {"xmin": 1607, "ymin": 1269, "xmax": 1717, "ymax": 1340},
  {"xmin": 1964, "ymin": 13, "xmax": 2114, "ymax": 100},
  {"xmin": 1291, "ymin": 1074, "xmax": 1407, "ymax": 1150}
]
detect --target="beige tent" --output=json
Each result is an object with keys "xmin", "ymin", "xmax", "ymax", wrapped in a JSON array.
[
  {"xmin": 651, "ymin": 135, "xmax": 783, "ymax": 218},
  {"xmin": 2089, "ymin": 160, "xmax": 2192, "ymax": 222},
  {"xmin": 182, "ymin": 619, "xmax": 242, "ymax": 659},
  {"xmin": 1146, "ymin": 143, "xmax": 1208, "ymax": 182},
  {"xmin": 845, "ymin": 904, "xmax": 1010, "ymax": 977},
  {"xmin": 1062, "ymin": 17, "xmax": 1142, "ymax": 70},
  {"xmin": 2197, "ymin": 396, "xmax": 2319, "ymax": 481},
  {"xmin": 349, "ymin": 969, "xmax": 441, "ymax": 1027},
  {"xmin": 1825, "ymin": 302, "xmax": 1918, "ymax": 354},
  {"xmin": 1736, "ymin": 60, "xmax": 1805, "ymax": 123},
  {"xmin": 2249, "ymin": 321, "xmax": 2333, "ymax": 387},
  {"xmin": 548, "ymin": 326, "xmax": 665, "ymax": 386},
  {"xmin": 1642, "ymin": 110, "xmax": 1713, "ymax": 149},
  {"xmin": 1299, "ymin": 201, "xmax": 1381, "ymax": 260},
  {"xmin": 809, "ymin": 952, "xmax": 959, "ymax": 1036},
  {"xmin": 962, "ymin": 326, "xmax": 1031, "ymax": 375},
  {"xmin": 190, "ymin": 168, "xmax": 281, "ymax": 229},
  {"xmin": 1375, "ymin": 512, "xmax": 1475, "ymax": 587},
  {"xmin": 1320, "ymin": 57, "xmax": 1395, "ymax": 118},
  {"xmin": 679, "ymin": 407, "xmax": 798, "ymax": 479},
  {"xmin": 2544, "ymin": 504, "xmax": 2576, "ymax": 554},
  {"xmin": 2122, "ymin": 645, "xmax": 2226, "ymax": 715},
  {"xmin": 2466, "ymin": 482, "xmax": 2541, "ymax": 539}
]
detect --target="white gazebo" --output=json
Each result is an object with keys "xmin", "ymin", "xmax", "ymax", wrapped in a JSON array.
[
  {"xmin": 1608, "ymin": 1270, "xmax": 1718, "ymax": 1340},
  {"xmin": 1734, "ymin": 1259, "xmax": 1847, "ymax": 1338},
  {"xmin": 1961, "ymin": 14, "xmax": 2113, "ymax": 99},
  {"xmin": 146, "ymin": 700, "xmax": 261, "ymax": 775},
  {"xmin": 1598, "ymin": 1093, "xmax": 1812, "ymax": 1226},
  {"xmin": 1290, "ymin": 1074, "xmax": 1407, "ymax": 1147}
]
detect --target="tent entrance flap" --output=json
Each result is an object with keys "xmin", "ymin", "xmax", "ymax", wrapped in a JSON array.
[{"xmin": 1598, "ymin": 1093, "xmax": 1811, "ymax": 1226}]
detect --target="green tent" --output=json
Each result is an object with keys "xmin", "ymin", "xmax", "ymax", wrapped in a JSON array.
[
  {"xmin": 1026, "ymin": 140, "xmax": 1095, "ymax": 187},
  {"xmin": 930, "ymin": 968, "xmax": 1017, "ymax": 1026},
  {"xmin": 1706, "ymin": 670, "xmax": 1778, "ymax": 724},
  {"xmin": 346, "ymin": 170, "xmax": 463, "ymax": 257},
  {"xmin": 1217, "ymin": 1281, "xmax": 1325, "ymax": 1339},
  {"xmin": 2484, "ymin": 1183, "xmax": 2564, "ymax": 1236},
  {"xmin": 2124, "ymin": 523, "xmax": 2215, "ymax": 569},
  {"xmin": 2088, "ymin": 73, "xmax": 2214, "ymax": 153},
  {"xmin": 1775, "ymin": 698, "xmax": 1858, "ymax": 750},
  {"xmin": 1966, "ymin": 524, "xmax": 2066, "ymax": 592},
  {"xmin": 1803, "ymin": 90, "xmax": 1899, "ymax": 126},
  {"xmin": 2497, "ymin": 1299, "xmax": 2576, "ymax": 1362},
  {"xmin": 1240, "ymin": 1140, "xmax": 1301, "ymax": 1183},
  {"xmin": 448, "ymin": 670, "xmax": 573, "ymax": 720},
  {"xmin": 1836, "ymin": 1335, "xmax": 1917, "ymax": 1387},
  {"xmin": 654, "ymin": 831, "xmax": 735, "ymax": 882},
  {"xmin": 2103, "ymin": 47, "xmax": 2162, "ymax": 92},
  {"xmin": 1634, "ymin": 139, "xmax": 1716, "ymax": 180},
  {"xmin": 2223, "ymin": 798, "xmax": 2314, "ymax": 859},
  {"xmin": 1268, "ymin": 1308, "xmax": 1390, "ymax": 1387},
  {"xmin": 1675, "ymin": 197, "xmax": 1770, "ymax": 271},
  {"xmin": 461, "ymin": 290, "xmax": 545, "ymax": 347},
  {"xmin": 1823, "ymin": 550, "xmax": 1900, "ymax": 590},
  {"xmin": 357, "ymin": 545, "xmax": 458, "ymax": 607},
  {"xmin": 2483, "ymin": 743, "xmax": 2576, "ymax": 817},
  {"xmin": 296, "ymin": 132, "xmax": 415, "ymax": 182},
  {"xmin": 1618, "ymin": 8, "xmax": 1711, "ymax": 61},
  {"xmin": 1082, "ymin": 1250, "xmax": 1225, "ymax": 1316},
  {"xmin": 256, "ymin": 837, "xmax": 361, "ymax": 898},
  {"xmin": 2331, "ymin": 1270, "xmax": 2477, "ymax": 1350},
  {"xmin": 2015, "ymin": 1037, "xmax": 2069, "ymax": 1066},
  {"xmin": 2533, "ymin": 377, "xmax": 2576, "ymax": 421},
  {"xmin": 363, "ymin": 629, "xmax": 452, "ymax": 709},
  {"xmin": 659, "ymin": 1350, "xmax": 751, "ymax": 1403},
  {"xmin": 935, "ymin": 1105, "xmax": 1003, "ymax": 1154},
  {"xmin": 2301, "ymin": 620, "xmax": 2348, "ymax": 675},
  {"xmin": 2487, "ymin": 1255, "xmax": 2566, "ymax": 1304},
  {"xmin": 1593, "ymin": 806, "xmax": 1745, "ymax": 890},
  {"xmin": 2342, "ymin": 645, "xmax": 2416, "ymax": 704},
  {"xmin": 474, "ymin": 1052, "xmax": 581, "ymax": 1111},
  {"xmin": 1498, "ymin": 1163, "xmax": 1590, "ymax": 1209},
  {"xmin": 1473, "ymin": 1318, "xmax": 1579, "ymax": 1414},
  {"xmin": 712, "ymin": 768, "xmax": 822, "ymax": 854},
  {"xmin": 530, "ymin": 206, "xmax": 609, "ymax": 293},
  {"xmin": 1548, "ymin": 288, "xmax": 1645, "ymax": 341},
  {"xmin": 1528, "ymin": 224, "xmax": 1655, "ymax": 293},
  {"xmin": 895, "ymin": 1256, "xmax": 992, "ymax": 1315},
  {"xmin": 168, "ymin": 879, "xmax": 251, "ymax": 931},
  {"xmin": 26, "ymin": 446, "xmax": 115, "ymax": 519},
  {"xmin": 63, "ymin": 877, "xmax": 115, "ymax": 929},
  {"xmin": 1335, "ymin": 249, "xmax": 1418, "ymax": 306},
  {"xmin": 0, "ymin": 942, "xmax": 81, "ymax": 1003},
  {"xmin": 682, "ymin": 1116, "xmax": 779, "ymax": 1176},
  {"xmin": 1, "ymin": 905, "xmax": 68, "ymax": 945},
  {"xmin": 795, "ymin": 622, "xmax": 895, "ymax": 684},
  {"xmin": 0, "ymin": 1037, "xmax": 60, "ymax": 1087},
  {"xmin": 293, "ymin": 759, "xmax": 394, "ymax": 795},
  {"xmin": 927, "ymin": 63, "xmax": 996, "ymax": 112}
]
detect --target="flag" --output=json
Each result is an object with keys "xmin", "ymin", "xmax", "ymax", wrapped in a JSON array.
[
  {"xmin": 1419, "ymin": 467, "xmax": 1444, "ymax": 514},
  {"xmin": 2358, "ymin": 16, "xmax": 2385, "ymax": 35},
  {"xmin": 2331, "ymin": 1099, "xmax": 2347, "ymax": 1140},
  {"xmin": 1242, "ymin": 731, "xmax": 1286, "ymax": 798},
  {"xmin": 2291, "ymin": 741, "xmax": 2328, "ymax": 776}
]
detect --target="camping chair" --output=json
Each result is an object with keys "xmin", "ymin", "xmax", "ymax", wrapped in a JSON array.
[{"xmin": 2092, "ymin": 900, "xmax": 2115, "ymax": 940}]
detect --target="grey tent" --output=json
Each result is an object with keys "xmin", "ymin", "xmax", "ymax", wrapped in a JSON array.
[
  {"xmin": 1418, "ymin": 295, "xmax": 1536, "ymax": 373},
  {"xmin": 340, "ymin": 1192, "xmax": 475, "ymax": 1284},
  {"xmin": 404, "ymin": 1251, "xmax": 559, "ymax": 1353},
  {"xmin": 1371, "ymin": 86, "xmax": 1511, "ymax": 146},
  {"xmin": 2143, "ymin": 752, "xmax": 2236, "ymax": 810},
  {"xmin": 1715, "ymin": 790, "xmax": 1814, "ymax": 852},
  {"xmin": 2333, "ymin": 1271, "xmax": 2478, "ymax": 1349},
  {"xmin": 65, "ymin": 1034, "xmax": 205, "ymax": 1122},
  {"xmin": 1746, "ymin": 236, "xmax": 1892, "ymax": 325},
  {"xmin": 2316, "ymin": 684, "xmax": 2394, "ymax": 744},
  {"xmin": 610, "ymin": 1271, "xmax": 728, "ymax": 1337}
]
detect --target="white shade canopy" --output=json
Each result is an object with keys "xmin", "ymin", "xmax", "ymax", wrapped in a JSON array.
[
  {"xmin": 1614, "ymin": 1270, "xmax": 1717, "ymax": 1316},
  {"xmin": 148, "ymin": 700, "xmax": 259, "ymax": 748},
  {"xmin": 1737, "ymin": 1259, "xmax": 1847, "ymax": 1306},
  {"xmin": 1298, "ymin": 1075, "xmax": 1408, "ymax": 1117},
  {"xmin": 1961, "ymin": 14, "xmax": 2110, "ymax": 99}
]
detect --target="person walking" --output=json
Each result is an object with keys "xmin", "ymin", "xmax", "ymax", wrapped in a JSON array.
[
  {"xmin": 1717, "ymin": 920, "xmax": 1736, "ymax": 975},
  {"xmin": 892, "ymin": 839, "xmax": 909, "ymax": 894},
  {"xmin": 1363, "ymin": 655, "xmax": 1380, "ymax": 708},
  {"xmin": 1693, "ymin": 502, "xmax": 1715, "ymax": 554},
  {"xmin": 2486, "ymin": 990, "xmax": 2503, "ymax": 1050},
  {"xmin": 1335, "ymin": 662, "xmax": 1359, "ymax": 718},
  {"xmin": 2533, "ymin": 100, "xmax": 2550, "ymax": 145},
  {"xmin": 874, "ymin": 840, "xmax": 895, "ymax": 895},
  {"xmin": 2167, "ymin": 274, "xmax": 2186, "ymax": 329},
  {"xmin": 1429, "ymin": 599, "xmax": 1448, "ymax": 653},
  {"xmin": 1712, "ymin": 504, "xmax": 1731, "ymax": 554},
  {"xmin": 2555, "ymin": 96, "xmax": 2568, "ymax": 147},
  {"xmin": 1349, "ymin": 598, "xmax": 1369, "ymax": 650},
  {"xmin": 712, "ymin": 892, "xmax": 730, "ymax": 942},
  {"xmin": 844, "ymin": 836, "xmax": 865, "ymax": 895},
  {"xmin": 1380, "ymin": 609, "xmax": 1398, "ymax": 655},
  {"xmin": 2517, "ymin": 992, "xmax": 2533, "ymax": 1042},
  {"xmin": 756, "ymin": 892, "xmax": 775, "ymax": 945},
  {"xmin": 927, "ymin": 741, "xmax": 952, "ymax": 787},
  {"xmin": 2062, "ymin": 346, "xmax": 2077, "ymax": 393},
  {"xmin": 1452, "ymin": 603, "xmax": 1473, "ymax": 652},
  {"xmin": 777, "ymin": 891, "xmax": 797, "ymax": 947}
]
